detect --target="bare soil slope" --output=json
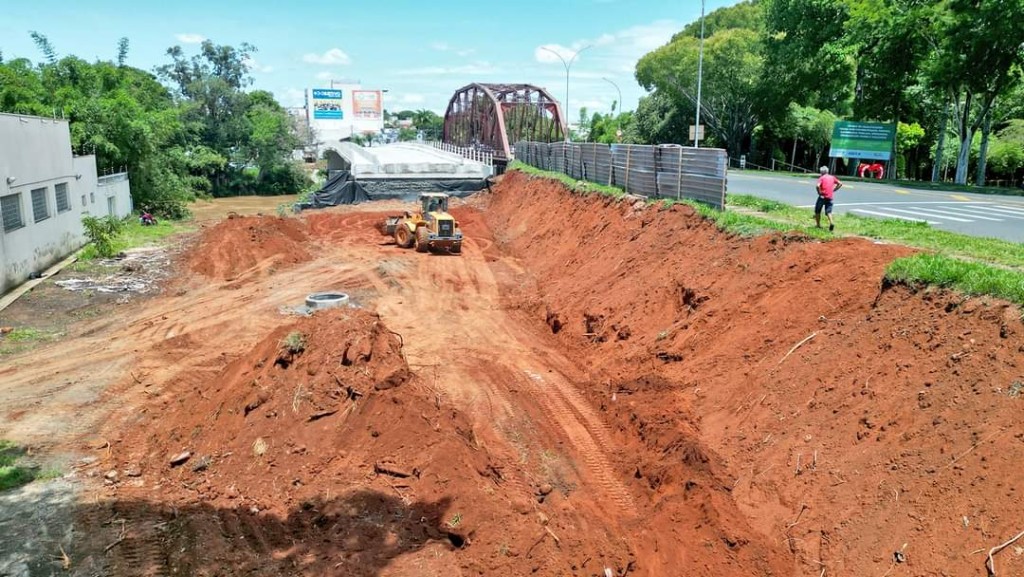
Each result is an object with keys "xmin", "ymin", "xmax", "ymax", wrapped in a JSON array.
[{"xmin": 483, "ymin": 170, "xmax": 1024, "ymax": 577}]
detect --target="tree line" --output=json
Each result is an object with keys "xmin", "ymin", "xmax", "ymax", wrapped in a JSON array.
[
  {"xmin": 0, "ymin": 34, "xmax": 305, "ymax": 217},
  {"xmin": 580, "ymin": 0, "xmax": 1024, "ymax": 187}
]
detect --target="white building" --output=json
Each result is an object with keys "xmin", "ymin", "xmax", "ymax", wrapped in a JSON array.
[
  {"xmin": 305, "ymin": 84, "xmax": 385, "ymax": 146},
  {"xmin": 0, "ymin": 112, "xmax": 133, "ymax": 294}
]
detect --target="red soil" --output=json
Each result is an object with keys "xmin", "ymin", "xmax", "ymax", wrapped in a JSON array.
[
  {"xmin": 187, "ymin": 214, "xmax": 311, "ymax": 280},
  {"xmin": 482, "ymin": 171, "xmax": 1024, "ymax": 577},
  {"xmin": 74, "ymin": 171, "xmax": 1024, "ymax": 577}
]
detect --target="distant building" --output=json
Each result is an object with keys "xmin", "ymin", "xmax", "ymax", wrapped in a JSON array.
[
  {"xmin": 0, "ymin": 112, "xmax": 133, "ymax": 294},
  {"xmin": 304, "ymin": 84, "xmax": 386, "ymax": 149}
]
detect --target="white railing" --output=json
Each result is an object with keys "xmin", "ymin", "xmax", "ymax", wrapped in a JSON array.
[{"xmin": 429, "ymin": 141, "xmax": 494, "ymax": 166}]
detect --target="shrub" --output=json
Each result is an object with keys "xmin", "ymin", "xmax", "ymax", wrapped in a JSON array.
[{"xmin": 81, "ymin": 215, "xmax": 126, "ymax": 258}]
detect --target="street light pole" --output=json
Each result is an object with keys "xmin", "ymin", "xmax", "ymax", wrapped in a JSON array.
[
  {"xmin": 541, "ymin": 45, "xmax": 592, "ymax": 141},
  {"xmin": 694, "ymin": 0, "xmax": 706, "ymax": 148},
  {"xmin": 603, "ymin": 77, "xmax": 624, "ymax": 142},
  {"xmin": 602, "ymin": 77, "xmax": 622, "ymax": 115}
]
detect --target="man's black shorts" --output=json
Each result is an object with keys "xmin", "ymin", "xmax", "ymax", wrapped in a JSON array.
[{"xmin": 815, "ymin": 196, "xmax": 833, "ymax": 215}]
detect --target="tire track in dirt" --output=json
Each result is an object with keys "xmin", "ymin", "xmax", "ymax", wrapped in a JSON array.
[
  {"xmin": 373, "ymin": 235, "xmax": 637, "ymax": 521},
  {"xmin": 104, "ymin": 511, "xmax": 171, "ymax": 577},
  {"xmin": 518, "ymin": 367, "xmax": 635, "ymax": 515}
]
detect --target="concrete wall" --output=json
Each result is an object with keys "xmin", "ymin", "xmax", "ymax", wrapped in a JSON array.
[{"xmin": 0, "ymin": 113, "xmax": 133, "ymax": 294}]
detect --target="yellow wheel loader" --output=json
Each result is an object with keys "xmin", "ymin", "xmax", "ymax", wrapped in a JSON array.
[{"xmin": 379, "ymin": 193, "xmax": 463, "ymax": 254}]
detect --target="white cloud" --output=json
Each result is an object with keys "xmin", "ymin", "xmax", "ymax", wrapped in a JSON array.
[
  {"xmin": 400, "ymin": 93, "xmax": 426, "ymax": 104},
  {"xmin": 399, "ymin": 62, "xmax": 499, "ymax": 76},
  {"xmin": 243, "ymin": 56, "xmax": 273, "ymax": 74},
  {"xmin": 302, "ymin": 48, "xmax": 351, "ymax": 66},
  {"xmin": 534, "ymin": 19, "xmax": 678, "ymax": 69},
  {"xmin": 535, "ymin": 44, "xmax": 578, "ymax": 64},
  {"xmin": 315, "ymin": 71, "xmax": 334, "ymax": 81},
  {"xmin": 175, "ymin": 33, "xmax": 205, "ymax": 44},
  {"xmin": 279, "ymin": 88, "xmax": 307, "ymax": 108},
  {"xmin": 430, "ymin": 42, "xmax": 476, "ymax": 57}
]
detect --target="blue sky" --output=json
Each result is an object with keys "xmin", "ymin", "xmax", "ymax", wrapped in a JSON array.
[{"xmin": 0, "ymin": 0, "xmax": 738, "ymax": 119}]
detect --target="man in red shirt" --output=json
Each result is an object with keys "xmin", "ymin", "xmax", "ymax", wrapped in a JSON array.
[{"xmin": 815, "ymin": 166, "xmax": 843, "ymax": 232}]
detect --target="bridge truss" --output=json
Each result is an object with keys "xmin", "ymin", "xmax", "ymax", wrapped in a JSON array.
[{"xmin": 442, "ymin": 83, "xmax": 566, "ymax": 163}]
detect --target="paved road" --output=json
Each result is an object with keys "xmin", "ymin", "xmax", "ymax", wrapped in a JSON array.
[{"xmin": 727, "ymin": 171, "xmax": 1024, "ymax": 243}]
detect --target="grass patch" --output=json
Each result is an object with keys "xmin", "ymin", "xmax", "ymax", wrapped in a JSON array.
[
  {"xmin": 676, "ymin": 197, "xmax": 831, "ymax": 239},
  {"xmin": 0, "ymin": 440, "xmax": 40, "ymax": 491},
  {"xmin": 281, "ymin": 331, "xmax": 307, "ymax": 354},
  {"xmin": 508, "ymin": 161, "xmax": 626, "ymax": 198},
  {"xmin": 79, "ymin": 219, "xmax": 192, "ymax": 261},
  {"xmin": 885, "ymin": 254, "xmax": 1024, "ymax": 305},
  {"xmin": 0, "ymin": 327, "xmax": 63, "ymax": 355}
]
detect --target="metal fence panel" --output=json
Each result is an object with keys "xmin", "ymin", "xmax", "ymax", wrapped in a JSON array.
[{"xmin": 514, "ymin": 141, "xmax": 726, "ymax": 210}]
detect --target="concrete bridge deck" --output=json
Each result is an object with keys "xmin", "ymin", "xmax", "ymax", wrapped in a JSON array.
[{"xmin": 323, "ymin": 142, "xmax": 493, "ymax": 180}]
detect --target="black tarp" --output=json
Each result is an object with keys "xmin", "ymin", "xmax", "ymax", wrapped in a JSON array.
[
  {"xmin": 305, "ymin": 171, "xmax": 371, "ymax": 208},
  {"xmin": 297, "ymin": 171, "xmax": 492, "ymax": 210}
]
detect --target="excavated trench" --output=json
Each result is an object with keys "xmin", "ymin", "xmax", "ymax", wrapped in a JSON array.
[{"xmin": 23, "ymin": 171, "xmax": 1024, "ymax": 577}]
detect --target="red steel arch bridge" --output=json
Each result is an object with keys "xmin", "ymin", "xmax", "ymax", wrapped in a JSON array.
[{"xmin": 442, "ymin": 83, "xmax": 566, "ymax": 168}]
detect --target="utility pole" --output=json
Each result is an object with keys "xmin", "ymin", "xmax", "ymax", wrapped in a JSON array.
[
  {"xmin": 694, "ymin": 0, "xmax": 706, "ymax": 148},
  {"xmin": 541, "ymin": 45, "xmax": 593, "ymax": 141}
]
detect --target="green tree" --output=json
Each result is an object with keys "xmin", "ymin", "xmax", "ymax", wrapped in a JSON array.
[
  {"xmin": 896, "ymin": 121, "xmax": 926, "ymax": 178},
  {"xmin": 156, "ymin": 40, "xmax": 301, "ymax": 196},
  {"xmin": 761, "ymin": 0, "xmax": 855, "ymax": 121},
  {"xmin": 924, "ymin": 0, "xmax": 1024, "ymax": 184},
  {"xmin": 636, "ymin": 27, "xmax": 764, "ymax": 153},
  {"xmin": 677, "ymin": 0, "xmax": 764, "ymax": 39},
  {"xmin": 627, "ymin": 91, "xmax": 689, "ymax": 145}
]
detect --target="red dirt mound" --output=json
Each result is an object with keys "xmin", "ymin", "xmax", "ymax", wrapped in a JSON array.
[
  {"xmin": 484, "ymin": 171, "xmax": 1024, "ymax": 577},
  {"xmin": 96, "ymin": 309, "xmax": 629, "ymax": 576},
  {"xmin": 187, "ymin": 214, "xmax": 311, "ymax": 280}
]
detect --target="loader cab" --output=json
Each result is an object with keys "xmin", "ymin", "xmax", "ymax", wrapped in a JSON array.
[{"xmin": 421, "ymin": 193, "xmax": 449, "ymax": 215}]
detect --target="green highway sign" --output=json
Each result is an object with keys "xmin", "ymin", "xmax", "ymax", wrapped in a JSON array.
[{"xmin": 829, "ymin": 121, "xmax": 895, "ymax": 161}]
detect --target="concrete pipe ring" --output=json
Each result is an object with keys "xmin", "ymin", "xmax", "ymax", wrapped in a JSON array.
[{"xmin": 305, "ymin": 292, "xmax": 350, "ymax": 310}]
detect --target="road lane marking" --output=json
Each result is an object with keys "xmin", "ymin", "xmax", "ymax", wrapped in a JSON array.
[
  {"xmin": 908, "ymin": 206, "xmax": 1004, "ymax": 221},
  {"xmin": 848, "ymin": 208, "xmax": 937, "ymax": 224},
  {"xmin": 882, "ymin": 207, "xmax": 974, "ymax": 222},
  {"xmin": 894, "ymin": 189, "xmax": 910, "ymax": 194},
  {"xmin": 950, "ymin": 206, "xmax": 1024, "ymax": 220},
  {"xmin": 993, "ymin": 204, "xmax": 1024, "ymax": 215},
  {"xmin": 950, "ymin": 194, "xmax": 971, "ymax": 201},
  {"xmin": 798, "ymin": 201, "xmax": 994, "ymax": 208}
]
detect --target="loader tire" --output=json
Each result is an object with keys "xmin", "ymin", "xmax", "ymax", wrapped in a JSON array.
[
  {"xmin": 395, "ymin": 226, "xmax": 414, "ymax": 248},
  {"xmin": 450, "ymin": 242, "xmax": 462, "ymax": 254},
  {"xmin": 415, "ymin": 227, "xmax": 430, "ymax": 253}
]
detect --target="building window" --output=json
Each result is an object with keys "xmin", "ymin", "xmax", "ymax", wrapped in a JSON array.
[
  {"xmin": 90, "ymin": 192, "xmax": 95, "ymax": 204},
  {"xmin": 81, "ymin": 194, "xmax": 86, "ymax": 207},
  {"xmin": 1, "ymin": 193, "xmax": 24, "ymax": 232},
  {"xmin": 31, "ymin": 187, "xmax": 50, "ymax": 223},
  {"xmin": 107, "ymin": 196, "xmax": 116, "ymax": 216},
  {"xmin": 55, "ymin": 183, "xmax": 71, "ymax": 213}
]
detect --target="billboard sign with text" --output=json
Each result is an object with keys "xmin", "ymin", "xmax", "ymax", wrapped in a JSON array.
[
  {"xmin": 312, "ymin": 88, "xmax": 343, "ymax": 120},
  {"xmin": 352, "ymin": 90, "xmax": 383, "ymax": 121},
  {"xmin": 829, "ymin": 121, "xmax": 895, "ymax": 161}
]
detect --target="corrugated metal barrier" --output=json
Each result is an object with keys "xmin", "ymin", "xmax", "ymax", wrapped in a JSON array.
[{"xmin": 514, "ymin": 141, "xmax": 728, "ymax": 210}]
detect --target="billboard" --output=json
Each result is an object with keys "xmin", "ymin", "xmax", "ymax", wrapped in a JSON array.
[
  {"xmin": 829, "ymin": 121, "xmax": 895, "ymax": 161},
  {"xmin": 311, "ymin": 88, "xmax": 344, "ymax": 120},
  {"xmin": 352, "ymin": 90, "xmax": 383, "ymax": 121}
]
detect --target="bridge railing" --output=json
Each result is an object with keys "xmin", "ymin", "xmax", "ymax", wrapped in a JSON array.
[
  {"xmin": 428, "ymin": 141, "xmax": 494, "ymax": 166},
  {"xmin": 514, "ymin": 141, "xmax": 728, "ymax": 210}
]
